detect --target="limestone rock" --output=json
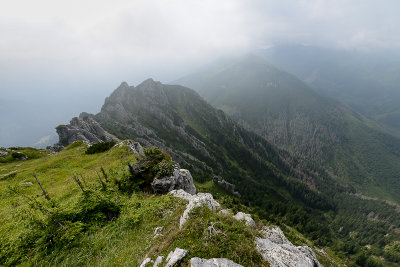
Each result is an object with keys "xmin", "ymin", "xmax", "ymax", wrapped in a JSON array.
[
  {"xmin": 151, "ymin": 167, "xmax": 196, "ymax": 195},
  {"xmin": 0, "ymin": 150, "xmax": 9, "ymax": 157},
  {"xmin": 46, "ymin": 144, "xmax": 64, "ymax": 152},
  {"xmin": 153, "ymin": 256, "xmax": 164, "ymax": 267},
  {"xmin": 169, "ymin": 188, "xmax": 193, "ymax": 201},
  {"xmin": 190, "ymin": 257, "xmax": 244, "ymax": 267},
  {"xmin": 139, "ymin": 257, "xmax": 153, "ymax": 267},
  {"xmin": 233, "ymin": 212, "xmax": 256, "ymax": 228},
  {"xmin": 170, "ymin": 189, "xmax": 221, "ymax": 228},
  {"xmin": 260, "ymin": 226, "xmax": 291, "ymax": 245},
  {"xmin": 91, "ymin": 79, "xmax": 216, "ymax": 173},
  {"xmin": 219, "ymin": 209, "xmax": 232, "ymax": 215},
  {"xmin": 153, "ymin": 226, "xmax": 164, "ymax": 239},
  {"xmin": 213, "ymin": 176, "xmax": 241, "ymax": 198},
  {"xmin": 165, "ymin": 248, "xmax": 188, "ymax": 267},
  {"xmin": 117, "ymin": 140, "xmax": 145, "ymax": 157},
  {"xmin": 255, "ymin": 226, "xmax": 322, "ymax": 267},
  {"xmin": 56, "ymin": 116, "xmax": 117, "ymax": 146}
]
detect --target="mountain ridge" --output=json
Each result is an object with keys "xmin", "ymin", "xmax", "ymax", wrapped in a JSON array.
[
  {"xmin": 50, "ymin": 77, "xmax": 400, "ymax": 265},
  {"xmin": 175, "ymin": 55, "xmax": 400, "ymax": 204}
]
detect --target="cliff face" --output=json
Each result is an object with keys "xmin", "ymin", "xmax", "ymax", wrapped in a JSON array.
[{"xmin": 55, "ymin": 116, "xmax": 118, "ymax": 146}]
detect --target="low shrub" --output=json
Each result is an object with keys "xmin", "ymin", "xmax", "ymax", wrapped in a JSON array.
[
  {"xmin": 153, "ymin": 159, "xmax": 175, "ymax": 178},
  {"xmin": 85, "ymin": 141, "xmax": 116, "ymax": 154},
  {"xmin": 11, "ymin": 152, "xmax": 26, "ymax": 159}
]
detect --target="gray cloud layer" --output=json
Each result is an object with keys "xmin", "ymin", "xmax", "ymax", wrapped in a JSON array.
[{"xmin": 1, "ymin": 0, "xmax": 400, "ymax": 146}]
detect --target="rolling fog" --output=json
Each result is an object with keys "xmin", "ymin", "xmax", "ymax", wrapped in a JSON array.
[{"xmin": 1, "ymin": 0, "xmax": 400, "ymax": 147}]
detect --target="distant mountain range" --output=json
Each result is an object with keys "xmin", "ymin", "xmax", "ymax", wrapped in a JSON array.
[
  {"xmin": 258, "ymin": 45, "xmax": 400, "ymax": 137},
  {"xmin": 175, "ymin": 54, "xmax": 400, "ymax": 204}
]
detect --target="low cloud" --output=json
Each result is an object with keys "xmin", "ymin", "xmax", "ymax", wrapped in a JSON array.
[{"xmin": 1, "ymin": 0, "xmax": 399, "ymax": 146}]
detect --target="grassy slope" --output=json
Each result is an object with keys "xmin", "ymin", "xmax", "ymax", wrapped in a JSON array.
[{"xmin": 0, "ymin": 142, "xmax": 341, "ymax": 266}]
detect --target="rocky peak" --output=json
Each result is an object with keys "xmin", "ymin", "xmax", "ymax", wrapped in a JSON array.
[
  {"xmin": 103, "ymin": 81, "xmax": 132, "ymax": 107},
  {"xmin": 135, "ymin": 78, "xmax": 170, "ymax": 106}
]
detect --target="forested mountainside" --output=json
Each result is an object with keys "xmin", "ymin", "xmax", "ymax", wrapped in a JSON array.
[
  {"xmin": 259, "ymin": 45, "xmax": 400, "ymax": 137},
  {"xmin": 176, "ymin": 55, "xmax": 400, "ymax": 204},
  {"xmin": 54, "ymin": 78, "xmax": 400, "ymax": 265}
]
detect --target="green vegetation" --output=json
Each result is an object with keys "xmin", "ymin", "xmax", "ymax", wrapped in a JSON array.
[
  {"xmin": 90, "ymin": 78, "xmax": 400, "ymax": 265},
  {"xmin": 85, "ymin": 141, "xmax": 116, "ymax": 154},
  {"xmin": 0, "ymin": 147, "xmax": 48, "ymax": 163},
  {"xmin": 153, "ymin": 159, "xmax": 175, "ymax": 177},
  {"xmin": 1, "ymin": 142, "xmax": 331, "ymax": 266}
]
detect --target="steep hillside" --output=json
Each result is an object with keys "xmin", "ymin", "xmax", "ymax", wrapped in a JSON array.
[
  {"xmin": 259, "ymin": 45, "xmax": 400, "ymax": 137},
  {"xmin": 89, "ymin": 78, "xmax": 335, "ymax": 214},
  {"xmin": 176, "ymin": 55, "xmax": 400, "ymax": 204},
  {"xmin": 0, "ymin": 142, "xmax": 337, "ymax": 266},
  {"xmin": 53, "ymin": 78, "xmax": 400, "ymax": 265}
]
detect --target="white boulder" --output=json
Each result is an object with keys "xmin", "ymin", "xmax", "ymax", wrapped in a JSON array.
[
  {"xmin": 165, "ymin": 248, "xmax": 188, "ymax": 267},
  {"xmin": 190, "ymin": 257, "xmax": 244, "ymax": 267},
  {"xmin": 139, "ymin": 257, "xmax": 153, "ymax": 267},
  {"xmin": 255, "ymin": 226, "xmax": 322, "ymax": 267},
  {"xmin": 170, "ymin": 189, "xmax": 221, "ymax": 228},
  {"xmin": 153, "ymin": 256, "xmax": 164, "ymax": 267},
  {"xmin": 152, "ymin": 168, "xmax": 196, "ymax": 195},
  {"xmin": 233, "ymin": 212, "xmax": 256, "ymax": 228}
]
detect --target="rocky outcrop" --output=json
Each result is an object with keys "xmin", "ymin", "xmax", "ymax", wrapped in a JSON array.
[
  {"xmin": 92, "ymin": 79, "xmax": 218, "ymax": 173},
  {"xmin": 116, "ymin": 140, "xmax": 145, "ymax": 157},
  {"xmin": 153, "ymin": 256, "xmax": 164, "ymax": 267},
  {"xmin": 255, "ymin": 226, "xmax": 322, "ymax": 267},
  {"xmin": 190, "ymin": 257, "xmax": 243, "ymax": 267},
  {"xmin": 153, "ymin": 226, "xmax": 163, "ymax": 239},
  {"xmin": 165, "ymin": 248, "xmax": 188, "ymax": 267},
  {"xmin": 46, "ymin": 144, "xmax": 64, "ymax": 152},
  {"xmin": 219, "ymin": 209, "xmax": 232, "ymax": 215},
  {"xmin": 213, "ymin": 176, "xmax": 241, "ymax": 198},
  {"xmin": 139, "ymin": 189, "xmax": 325, "ymax": 267},
  {"xmin": 0, "ymin": 150, "xmax": 8, "ymax": 157},
  {"xmin": 56, "ymin": 116, "xmax": 117, "ymax": 146},
  {"xmin": 170, "ymin": 189, "xmax": 221, "ymax": 228},
  {"xmin": 233, "ymin": 212, "xmax": 256, "ymax": 228},
  {"xmin": 151, "ymin": 167, "xmax": 196, "ymax": 195},
  {"xmin": 139, "ymin": 257, "xmax": 153, "ymax": 267}
]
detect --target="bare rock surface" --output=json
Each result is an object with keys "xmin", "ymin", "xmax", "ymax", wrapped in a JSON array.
[
  {"xmin": 117, "ymin": 140, "xmax": 145, "ymax": 156},
  {"xmin": 213, "ymin": 176, "xmax": 241, "ymax": 198},
  {"xmin": 233, "ymin": 212, "xmax": 256, "ymax": 228},
  {"xmin": 56, "ymin": 116, "xmax": 117, "ymax": 146},
  {"xmin": 139, "ymin": 257, "xmax": 153, "ymax": 267},
  {"xmin": 170, "ymin": 189, "xmax": 221, "ymax": 228},
  {"xmin": 165, "ymin": 248, "xmax": 188, "ymax": 267},
  {"xmin": 260, "ymin": 226, "xmax": 291, "ymax": 244},
  {"xmin": 219, "ymin": 209, "xmax": 232, "ymax": 215},
  {"xmin": 153, "ymin": 256, "xmax": 164, "ymax": 267},
  {"xmin": 255, "ymin": 226, "xmax": 322, "ymax": 267},
  {"xmin": 0, "ymin": 150, "xmax": 8, "ymax": 157},
  {"xmin": 151, "ymin": 167, "xmax": 196, "ymax": 195},
  {"xmin": 153, "ymin": 226, "xmax": 164, "ymax": 239},
  {"xmin": 190, "ymin": 257, "xmax": 244, "ymax": 267}
]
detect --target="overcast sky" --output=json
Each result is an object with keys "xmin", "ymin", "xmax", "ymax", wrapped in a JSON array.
[{"xmin": 1, "ymin": 0, "xmax": 400, "ymax": 147}]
